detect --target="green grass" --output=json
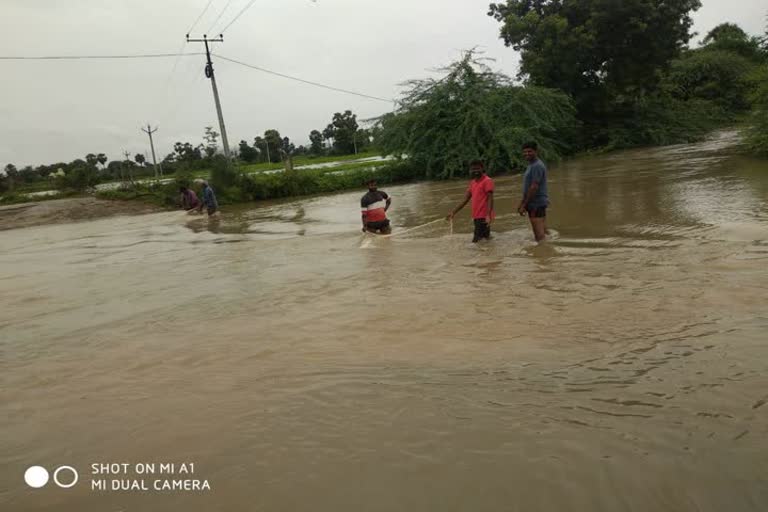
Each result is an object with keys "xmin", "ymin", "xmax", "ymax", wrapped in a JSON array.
[
  {"xmin": 13, "ymin": 180, "xmax": 61, "ymax": 193},
  {"xmin": 0, "ymin": 190, "xmax": 80, "ymax": 206},
  {"xmin": 179, "ymin": 151, "xmax": 384, "ymax": 179}
]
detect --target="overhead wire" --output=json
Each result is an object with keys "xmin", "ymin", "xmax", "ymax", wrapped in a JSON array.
[
  {"xmin": 207, "ymin": 0, "xmax": 237, "ymax": 34},
  {"xmin": 187, "ymin": 0, "xmax": 217, "ymax": 35},
  {"xmin": 219, "ymin": 0, "xmax": 259, "ymax": 34},
  {"xmin": 0, "ymin": 53, "xmax": 202, "ymax": 61},
  {"xmin": 215, "ymin": 54, "xmax": 394, "ymax": 104}
]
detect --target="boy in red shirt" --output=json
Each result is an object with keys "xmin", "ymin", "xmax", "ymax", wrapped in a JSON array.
[{"xmin": 446, "ymin": 160, "xmax": 495, "ymax": 242}]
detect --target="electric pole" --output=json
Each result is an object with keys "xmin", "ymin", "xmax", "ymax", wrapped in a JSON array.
[
  {"xmin": 122, "ymin": 150, "xmax": 133, "ymax": 183},
  {"xmin": 186, "ymin": 34, "xmax": 231, "ymax": 161},
  {"xmin": 142, "ymin": 124, "xmax": 161, "ymax": 179}
]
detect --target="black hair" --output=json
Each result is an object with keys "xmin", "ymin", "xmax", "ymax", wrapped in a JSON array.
[
  {"xmin": 522, "ymin": 141, "xmax": 538, "ymax": 151},
  {"xmin": 469, "ymin": 160, "xmax": 485, "ymax": 169}
]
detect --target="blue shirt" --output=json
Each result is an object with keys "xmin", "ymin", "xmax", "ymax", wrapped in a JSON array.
[
  {"xmin": 202, "ymin": 186, "xmax": 218, "ymax": 209},
  {"xmin": 523, "ymin": 159, "xmax": 549, "ymax": 208}
]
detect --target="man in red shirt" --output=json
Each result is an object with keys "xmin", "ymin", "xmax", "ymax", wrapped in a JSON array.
[
  {"xmin": 361, "ymin": 178, "xmax": 392, "ymax": 234},
  {"xmin": 446, "ymin": 160, "xmax": 495, "ymax": 242}
]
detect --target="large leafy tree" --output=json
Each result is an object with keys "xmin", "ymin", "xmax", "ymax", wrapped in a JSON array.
[
  {"xmin": 664, "ymin": 22, "xmax": 764, "ymax": 114},
  {"xmin": 238, "ymin": 140, "xmax": 259, "ymax": 163},
  {"xmin": 263, "ymin": 130, "xmax": 282, "ymax": 163},
  {"xmin": 376, "ymin": 51, "xmax": 578, "ymax": 179},
  {"xmin": 702, "ymin": 23, "xmax": 764, "ymax": 62},
  {"xmin": 488, "ymin": 0, "xmax": 701, "ymax": 140},
  {"xmin": 324, "ymin": 111, "xmax": 359, "ymax": 154},
  {"xmin": 309, "ymin": 130, "xmax": 325, "ymax": 155},
  {"xmin": 3, "ymin": 164, "xmax": 18, "ymax": 191}
]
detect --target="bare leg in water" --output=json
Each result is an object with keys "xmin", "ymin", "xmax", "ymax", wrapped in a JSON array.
[{"xmin": 529, "ymin": 216, "xmax": 547, "ymax": 242}]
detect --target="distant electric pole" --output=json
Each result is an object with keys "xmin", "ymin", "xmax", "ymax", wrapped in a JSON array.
[
  {"xmin": 122, "ymin": 150, "xmax": 133, "ymax": 182},
  {"xmin": 141, "ymin": 124, "xmax": 161, "ymax": 179},
  {"xmin": 186, "ymin": 34, "xmax": 231, "ymax": 161}
]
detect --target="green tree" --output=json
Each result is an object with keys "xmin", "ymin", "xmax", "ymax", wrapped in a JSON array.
[
  {"xmin": 744, "ymin": 65, "xmax": 768, "ymax": 155},
  {"xmin": 135, "ymin": 154, "xmax": 146, "ymax": 166},
  {"xmin": 488, "ymin": 0, "xmax": 702, "ymax": 145},
  {"xmin": 97, "ymin": 153, "xmax": 108, "ymax": 169},
  {"xmin": 376, "ymin": 51, "xmax": 578, "ymax": 179},
  {"xmin": 3, "ymin": 164, "xmax": 18, "ymax": 191},
  {"xmin": 309, "ymin": 130, "xmax": 325, "ymax": 155},
  {"xmin": 324, "ymin": 111, "xmax": 359, "ymax": 154},
  {"xmin": 203, "ymin": 126, "xmax": 220, "ymax": 158},
  {"xmin": 238, "ymin": 140, "xmax": 259, "ymax": 163},
  {"xmin": 253, "ymin": 136, "xmax": 268, "ymax": 162},
  {"xmin": 664, "ymin": 49, "xmax": 755, "ymax": 112},
  {"xmin": 173, "ymin": 142, "xmax": 204, "ymax": 163},
  {"xmin": 57, "ymin": 163, "xmax": 101, "ymax": 191},
  {"xmin": 702, "ymin": 23, "xmax": 764, "ymax": 61},
  {"xmin": 264, "ymin": 129, "xmax": 282, "ymax": 163}
]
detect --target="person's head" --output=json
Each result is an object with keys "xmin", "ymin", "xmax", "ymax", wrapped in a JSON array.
[
  {"xmin": 201, "ymin": 180, "xmax": 209, "ymax": 189},
  {"xmin": 469, "ymin": 160, "xmax": 485, "ymax": 180},
  {"xmin": 179, "ymin": 186, "xmax": 188, "ymax": 193},
  {"xmin": 522, "ymin": 141, "xmax": 538, "ymax": 162},
  {"xmin": 366, "ymin": 178, "xmax": 377, "ymax": 191}
]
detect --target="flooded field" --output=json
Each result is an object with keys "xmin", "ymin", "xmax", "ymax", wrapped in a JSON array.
[{"xmin": 2, "ymin": 131, "xmax": 767, "ymax": 511}]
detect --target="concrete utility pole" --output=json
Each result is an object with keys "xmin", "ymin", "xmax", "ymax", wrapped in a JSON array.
[
  {"xmin": 122, "ymin": 150, "xmax": 132, "ymax": 183},
  {"xmin": 141, "ymin": 124, "xmax": 161, "ymax": 179},
  {"xmin": 186, "ymin": 34, "xmax": 231, "ymax": 160}
]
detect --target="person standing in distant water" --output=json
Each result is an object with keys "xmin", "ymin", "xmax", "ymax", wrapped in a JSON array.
[
  {"xmin": 179, "ymin": 186, "xmax": 200, "ymax": 211},
  {"xmin": 517, "ymin": 142, "xmax": 549, "ymax": 242},
  {"xmin": 197, "ymin": 181, "xmax": 219, "ymax": 216},
  {"xmin": 360, "ymin": 178, "xmax": 392, "ymax": 234},
  {"xmin": 446, "ymin": 160, "xmax": 495, "ymax": 243}
]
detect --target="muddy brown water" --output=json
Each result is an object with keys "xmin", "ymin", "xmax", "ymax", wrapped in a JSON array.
[{"xmin": 2, "ymin": 131, "xmax": 767, "ymax": 511}]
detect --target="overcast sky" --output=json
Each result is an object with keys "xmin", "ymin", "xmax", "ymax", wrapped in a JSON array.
[{"xmin": 1, "ymin": 0, "xmax": 765, "ymax": 167}]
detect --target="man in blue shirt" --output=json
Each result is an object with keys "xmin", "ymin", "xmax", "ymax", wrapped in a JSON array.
[
  {"xmin": 517, "ymin": 141, "xmax": 549, "ymax": 242},
  {"xmin": 197, "ymin": 181, "xmax": 219, "ymax": 216}
]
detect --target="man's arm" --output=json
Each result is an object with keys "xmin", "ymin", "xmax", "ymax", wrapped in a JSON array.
[
  {"xmin": 486, "ymin": 191, "xmax": 494, "ymax": 223},
  {"xmin": 385, "ymin": 196, "xmax": 392, "ymax": 212},
  {"xmin": 447, "ymin": 191, "xmax": 472, "ymax": 220},
  {"xmin": 518, "ymin": 182, "xmax": 539, "ymax": 215}
]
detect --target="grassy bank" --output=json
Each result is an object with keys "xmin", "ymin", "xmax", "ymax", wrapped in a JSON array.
[{"xmin": 95, "ymin": 160, "xmax": 419, "ymax": 208}]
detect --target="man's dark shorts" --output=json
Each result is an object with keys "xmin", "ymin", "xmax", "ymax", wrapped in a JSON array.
[
  {"xmin": 526, "ymin": 205, "xmax": 547, "ymax": 218},
  {"xmin": 473, "ymin": 219, "xmax": 491, "ymax": 243},
  {"xmin": 366, "ymin": 219, "xmax": 391, "ymax": 232}
]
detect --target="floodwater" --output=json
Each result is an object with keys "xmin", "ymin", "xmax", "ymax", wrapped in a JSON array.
[{"xmin": 2, "ymin": 131, "xmax": 767, "ymax": 511}]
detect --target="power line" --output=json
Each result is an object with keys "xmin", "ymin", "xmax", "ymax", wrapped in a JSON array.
[
  {"xmin": 215, "ymin": 54, "xmax": 394, "ymax": 104},
  {"xmin": 0, "ymin": 53, "xmax": 203, "ymax": 61},
  {"xmin": 208, "ymin": 0, "xmax": 236, "ymax": 34},
  {"xmin": 219, "ymin": 0, "xmax": 259, "ymax": 34},
  {"xmin": 187, "ymin": 0, "xmax": 217, "ymax": 35}
]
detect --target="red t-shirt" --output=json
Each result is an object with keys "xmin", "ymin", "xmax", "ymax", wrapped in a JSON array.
[{"xmin": 468, "ymin": 175, "xmax": 495, "ymax": 219}]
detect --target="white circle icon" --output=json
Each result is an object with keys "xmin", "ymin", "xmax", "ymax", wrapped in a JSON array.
[
  {"xmin": 53, "ymin": 466, "xmax": 79, "ymax": 489},
  {"xmin": 24, "ymin": 466, "xmax": 49, "ymax": 488}
]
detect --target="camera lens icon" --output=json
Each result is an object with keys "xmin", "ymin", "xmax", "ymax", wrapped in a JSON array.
[{"xmin": 25, "ymin": 466, "xmax": 79, "ymax": 489}]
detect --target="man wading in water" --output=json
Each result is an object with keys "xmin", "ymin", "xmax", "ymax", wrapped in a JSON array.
[
  {"xmin": 518, "ymin": 142, "xmax": 549, "ymax": 242},
  {"xmin": 361, "ymin": 178, "xmax": 392, "ymax": 234},
  {"xmin": 197, "ymin": 181, "xmax": 219, "ymax": 217},
  {"xmin": 446, "ymin": 160, "xmax": 495, "ymax": 242}
]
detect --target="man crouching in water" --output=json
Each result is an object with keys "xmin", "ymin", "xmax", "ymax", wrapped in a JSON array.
[
  {"xmin": 360, "ymin": 178, "xmax": 392, "ymax": 234},
  {"xmin": 179, "ymin": 186, "xmax": 201, "ymax": 211}
]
